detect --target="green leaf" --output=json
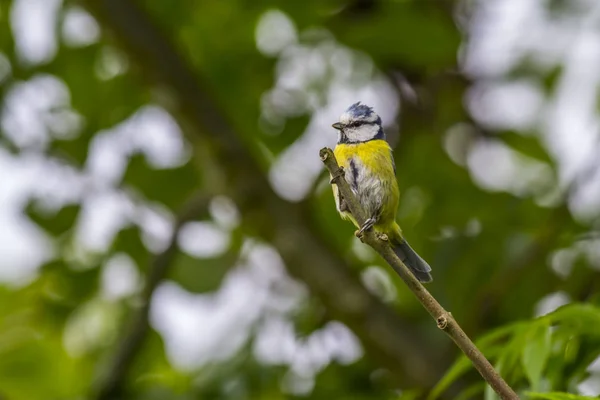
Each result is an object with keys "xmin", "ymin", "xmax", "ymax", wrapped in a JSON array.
[
  {"xmin": 485, "ymin": 356, "xmax": 505, "ymax": 400},
  {"xmin": 546, "ymin": 304, "xmax": 600, "ymax": 336},
  {"xmin": 397, "ymin": 389, "xmax": 422, "ymax": 400},
  {"xmin": 454, "ymin": 383, "xmax": 485, "ymax": 400},
  {"xmin": 493, "ymin": 324, "xmax": 528, "ymax": 384},
  {"xmin": 478, "ymin": 322, "xmax": 528, "ymax": 348},
  {"xmin": 428, "ymin": 322, "xmax": 523, "ymax": 400},
  {"xmin": 521, "ymin": 321, "xmax": 552, "ymax": 390},
  {"xmin": 484, "ymin": 382, "xmax": 499, "ymax": 400},
  {"xmin": 427, "ymin": 356, "xmax": 471, "ymax": 400},
  {"xmin": 0, "ymin": 325, "xmax": 91, "ymax": 399},
  {"xmin": 526, "ymin": 392, "xmax": 598, "ymax": 400}
]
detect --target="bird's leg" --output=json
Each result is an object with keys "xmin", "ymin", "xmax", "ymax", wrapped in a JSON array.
[
  {"xmin": 329, "ymin": 166, "xmax": 345, "ymax": 184},
  {"xmin": 357, "ymin": 217, "xmax": 376, "ymax": 236}
]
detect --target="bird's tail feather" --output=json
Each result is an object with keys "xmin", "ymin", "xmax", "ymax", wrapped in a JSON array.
[{"xmin": 391, "ymin": 237, "xmax": 433, "ymax": 283}]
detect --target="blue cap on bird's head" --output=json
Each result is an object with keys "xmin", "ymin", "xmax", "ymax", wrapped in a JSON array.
[{"xmin": 332, "ymin": 102, "xmax": 384, "ymax": 144}]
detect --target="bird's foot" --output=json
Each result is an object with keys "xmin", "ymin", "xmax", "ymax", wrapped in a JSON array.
[
  {"xmin": 356, "ymin": 217, "xmax": 376, "ymax": 237},
  {"xmin": 329, "ymin": 167, "xmax": 345, "ymax": 184}
]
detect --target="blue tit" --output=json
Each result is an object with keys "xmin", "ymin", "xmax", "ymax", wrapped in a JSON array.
[{"xmin": 330, "ymin": 102, "xmax": 432, "ymax": 283}]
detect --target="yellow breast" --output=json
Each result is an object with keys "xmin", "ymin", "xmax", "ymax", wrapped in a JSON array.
[
  {"xmin": 332, "ymin": 139, "xmax": 399, "ymax": 231},
  {"xmin": 334, "ymin": 139, "xmax": 395, "ymax": 175}
]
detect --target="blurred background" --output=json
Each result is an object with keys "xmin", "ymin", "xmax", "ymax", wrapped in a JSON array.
[{"xmin": 1, "ymin": 0, "xmax": 600, "ymax": 399}]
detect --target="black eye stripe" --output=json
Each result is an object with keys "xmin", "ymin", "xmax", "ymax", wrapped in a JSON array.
[{"xmin": 348, "ymin": 121, "xmax": 367, "ymax": 128}]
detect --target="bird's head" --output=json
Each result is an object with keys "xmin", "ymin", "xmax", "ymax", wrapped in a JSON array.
[{"xmin": 332, "ymin": 102, "xmax": 384, "ymax": 144}]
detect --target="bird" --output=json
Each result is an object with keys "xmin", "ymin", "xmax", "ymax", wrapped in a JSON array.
[{"xmin": 329, "ymin": 102, "xmax": 432, "ymax": 283}]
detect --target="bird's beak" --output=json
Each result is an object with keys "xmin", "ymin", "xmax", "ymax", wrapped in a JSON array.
[{"xmin": 332, "ymin": 122, "xmax": 343, "ymax": 131}]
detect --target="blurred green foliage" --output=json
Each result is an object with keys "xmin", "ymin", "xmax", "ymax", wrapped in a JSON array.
[{"xmin": 0, "ymin": 0, "xmax": 599, "ymax": 399}]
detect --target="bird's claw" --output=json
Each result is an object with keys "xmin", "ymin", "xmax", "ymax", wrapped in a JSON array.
[{"xmin": 356, "ymin": 217, "xmax": 376, "ymax": 237}]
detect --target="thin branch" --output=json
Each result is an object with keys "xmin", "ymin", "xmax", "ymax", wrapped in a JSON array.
[
  {"xmin": 93, "ymin": 193, "xmax": 211, "ymax": 400},
  {"xmin": 320, "ymin": 147, "xmax": 519, "ymax": 400}
]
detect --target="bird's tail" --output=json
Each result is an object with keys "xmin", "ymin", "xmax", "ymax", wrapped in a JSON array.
[{"xmin": 389, "ymin": 224, "xmax": 433, "ymax": 283}]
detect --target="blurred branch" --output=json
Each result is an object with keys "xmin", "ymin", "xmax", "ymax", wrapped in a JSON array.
[
  {"xmin": 82, "ymin": 0, "xmax": 443, "ymax": 388},
  {"xmin": 93, "ymin": 193, "xmax": 210, "ymax": 400},
  {"xmin": 320, "ymin": 147, "xmax": 519, "ymax": 400}
]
